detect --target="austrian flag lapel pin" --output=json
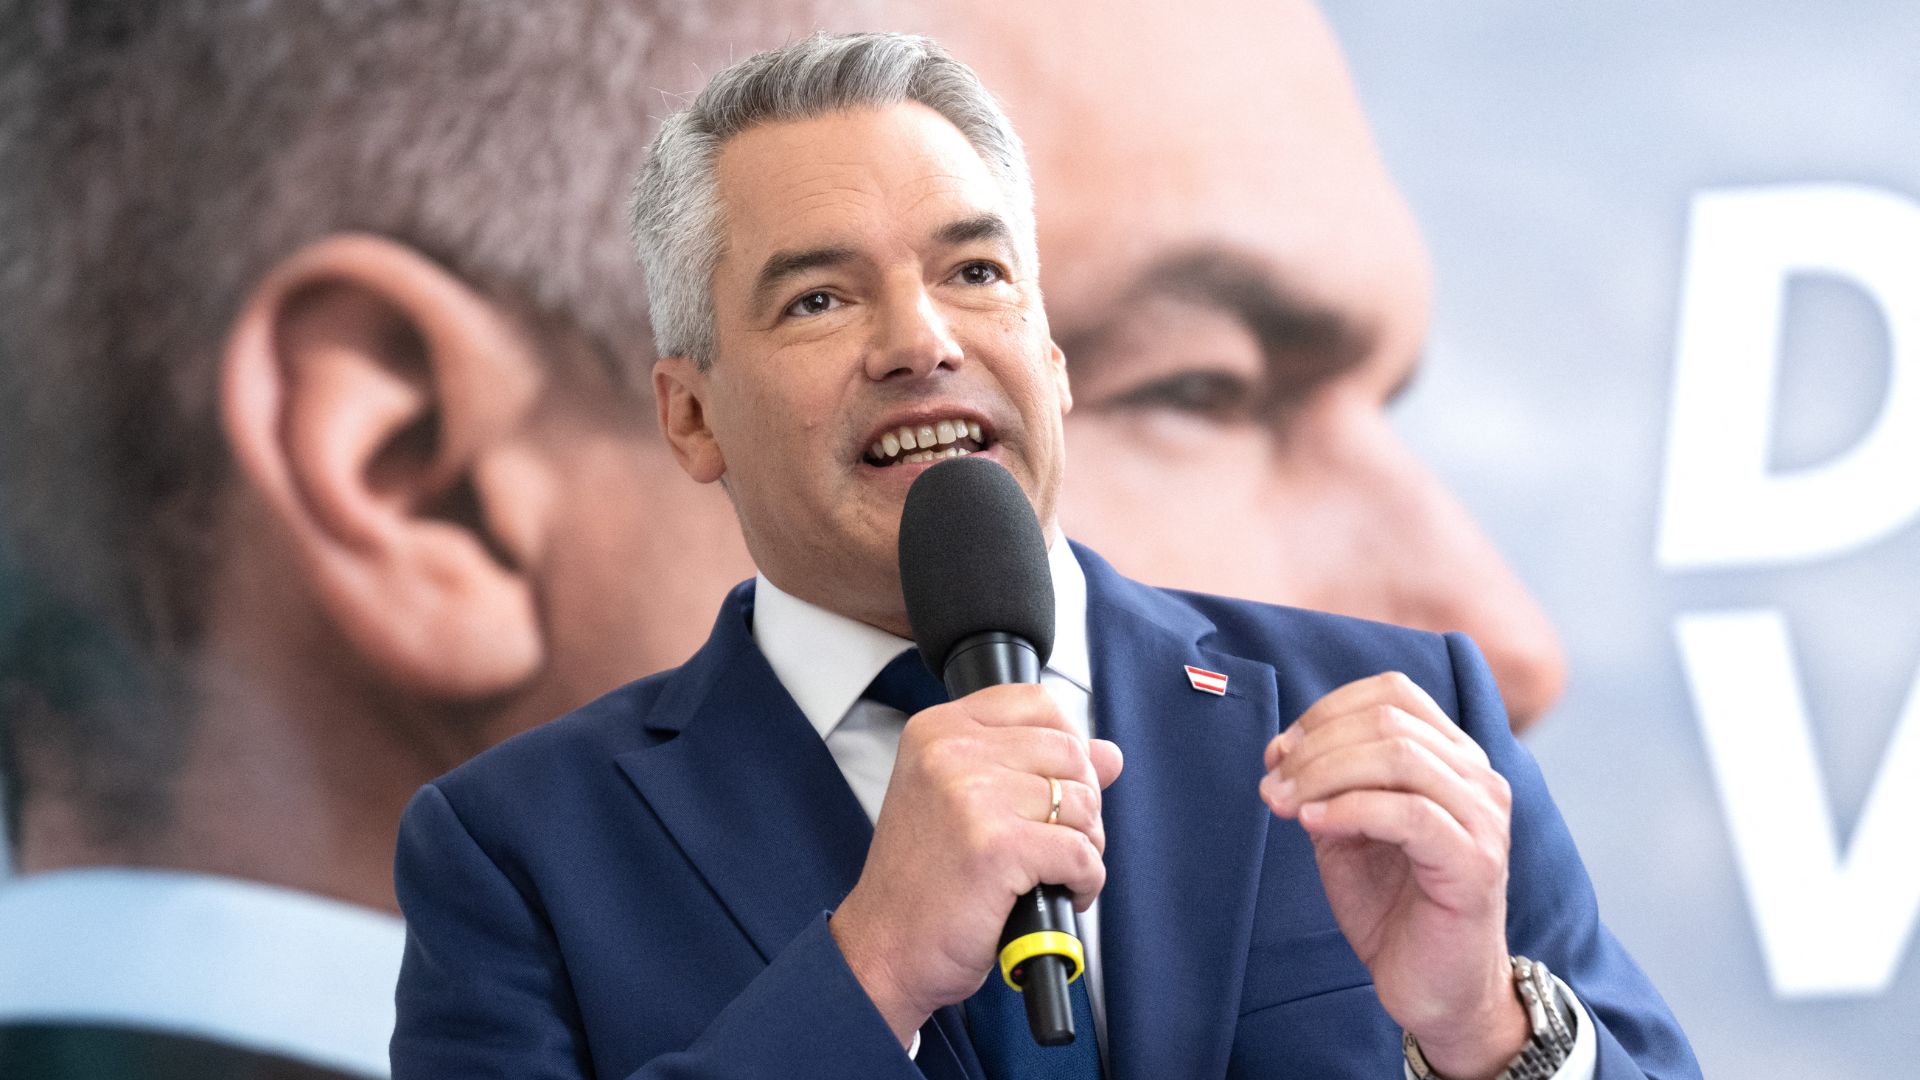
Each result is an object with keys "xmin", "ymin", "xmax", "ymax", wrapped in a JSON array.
[{"xmin": 1184, "ymin": 664, "xmax": 1229, "ymax": 696}]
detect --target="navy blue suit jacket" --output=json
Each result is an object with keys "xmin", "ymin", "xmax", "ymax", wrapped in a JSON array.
[{"xmin": 391, "ymin": 545, "xmax": 1698, "ymax": 1079}]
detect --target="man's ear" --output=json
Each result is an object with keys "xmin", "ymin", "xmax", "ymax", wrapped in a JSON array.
[
  {"xmin": 221, "ymin": 233, "xmax": 550, "ymax": 700},
  {"xmin": 653, "ymin": 355, "xmax": 727, "ymax": 484},
  {"xmin": 1050, "ymin": 339, "xmax": 1074, "ymax": 417}
]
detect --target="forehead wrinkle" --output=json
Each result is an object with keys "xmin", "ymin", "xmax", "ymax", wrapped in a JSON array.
[{"xmin": 899, "ymin": 172, "xmax": 986, "ymax": 217}]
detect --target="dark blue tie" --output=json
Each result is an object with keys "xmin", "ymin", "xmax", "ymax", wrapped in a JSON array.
[
  {"xmin": 863, "ymin": 648, "xmax": 952, "ymax": 717},
  {"xmin": 861, "ymin": 650, "xmax": 1105, "ymax": 1079}
]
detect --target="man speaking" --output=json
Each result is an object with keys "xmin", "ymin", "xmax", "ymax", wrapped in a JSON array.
[{"xmin": 390, "ymin": 32, "xmax": 1697, "ymax": 1080}]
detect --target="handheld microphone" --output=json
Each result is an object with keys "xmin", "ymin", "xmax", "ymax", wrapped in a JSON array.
[{"xmin": 898, "ymin": 456, "xmax": 1081, "ymax": 1047}]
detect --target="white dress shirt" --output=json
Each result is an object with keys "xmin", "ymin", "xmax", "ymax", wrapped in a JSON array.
[
  {"xmin": 0, "ymin": 867, "xmax": 404, "ymax": 1078},
  {"xmin": 751, "ymin": 541, "xmax": 1596, "ymax": 1079}
]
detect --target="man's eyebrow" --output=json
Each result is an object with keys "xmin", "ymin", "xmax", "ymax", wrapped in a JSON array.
[
  {"xmin": 1134, "ymin": 246, "xmax": 1370, "ymax": 395},
  {"xmin": 933, "ymin": 213, "xmax": 1014, "ymax": 251},
  {"xmin": 750, "ymin": 245, "xmax": 857, "ymax": 312}
]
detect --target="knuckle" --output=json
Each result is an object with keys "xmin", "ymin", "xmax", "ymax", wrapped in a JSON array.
[
  {"xmin": 1020, "ymin": 683, "xmax": 1062, "ymax": 718},
  {"xmin": 1076, "ymin": 783, "xmax": 1099, "ymax": 821},
  {"xmin": 896, "ymin": 719, "xmax": 930, "ymax": 758},
  {"xmin": 976, "ymin": 818, "xmax": 1016, "ymax": 860},
  {"xmin": 1039, "ymin": 726, "xmax": 1077, "ymax": 762},
  {"xmin": 1379, "ymin": 670, "xmax": 1418, "ymax": 698},
  {"xmin": 959, "ymin": 821, "xmax": 1000, "ymax": 872},
  {"xmin": 1488, "ymin": 770, "xmax": 1513, "ymax": 806},
  {"xmin": 955, "ymin": 772, "xmax": 999, "ymax": 818},
  {"xmin": 1077, "ymin": 835, "xmax": 1106, "ymax": 879},
  {"xmin": 1384, "ymin": 735, "xmax": 1426, "ymax": 774},
  {"xmin": 920, "ymin": 732, "xmax": 968, "ymax": 775}
]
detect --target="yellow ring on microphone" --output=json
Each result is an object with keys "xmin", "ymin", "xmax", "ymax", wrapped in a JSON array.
[{"xmin": 998, "ymin": 930, "xmax": 1086, "ymax": 991}]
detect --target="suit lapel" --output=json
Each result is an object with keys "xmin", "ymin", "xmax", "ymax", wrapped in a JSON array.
[
  {"xmin": 615, "ymin": 583, "xmax": 873, "ymax": 965},
  {"xmin": 614, "ymin": 584, "xmax": 981, "ymax": 1080},
  {"xmin": 1077, "ymin": 548, "xmax": 1278, "ymax": 1080}
]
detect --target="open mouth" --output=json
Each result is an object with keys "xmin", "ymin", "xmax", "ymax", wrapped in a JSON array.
[{"xmin": 863, "ymin": 417, "xmax": 989, "ymax": 467}]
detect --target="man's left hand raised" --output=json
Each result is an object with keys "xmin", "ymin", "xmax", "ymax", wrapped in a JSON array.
[{"xmin": 1260, "ymin": 671, "xmax": 1531, "ymax": 1080}]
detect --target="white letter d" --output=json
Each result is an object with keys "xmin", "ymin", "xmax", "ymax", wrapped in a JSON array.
[{"xmin": 1659, "ymin": 184, "xmax": 1920, "ymax": 569}]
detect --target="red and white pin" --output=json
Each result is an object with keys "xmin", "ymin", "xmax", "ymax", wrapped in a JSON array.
[{"xmin": 1184, "ymin": 665, "xmax": 1229, "ymax": 696}]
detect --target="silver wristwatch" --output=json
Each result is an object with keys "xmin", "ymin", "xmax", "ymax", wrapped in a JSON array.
[{"xmin": 1402, "ymin": 956, "xmax": 1577, "ymax": 1080}]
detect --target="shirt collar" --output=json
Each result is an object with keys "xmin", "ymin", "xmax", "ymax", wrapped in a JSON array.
[
  {"xmin": 0, "ymin": 867, "xmax": 404, "ymax": 1078},
  {"xmin": 753, "ymin": 538, "xmax": 1093, "ymax": 739}
]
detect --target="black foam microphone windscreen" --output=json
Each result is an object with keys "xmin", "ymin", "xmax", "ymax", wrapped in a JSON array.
[{"xmin": 897, "ymin": 456, "xmax": 1055, "ymax": 677}]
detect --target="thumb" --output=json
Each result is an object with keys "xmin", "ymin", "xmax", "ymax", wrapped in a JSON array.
[{"xmin": 1090, "ymin": 738, "xmax": 1124, "ymax": 789}]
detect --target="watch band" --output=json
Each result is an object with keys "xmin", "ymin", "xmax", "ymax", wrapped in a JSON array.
[{"xmin": 1402, "ymin": 955, "xmax": 1577, "ymax": 1080}]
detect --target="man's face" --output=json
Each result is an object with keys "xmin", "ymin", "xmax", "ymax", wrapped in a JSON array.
[
  {"xmin": 667, "ymin": 102, "xmax": 1070, "ymax": 631},
  {"xmin": 907, "ymin": 1, "xmax": 1567, "ymax": 727}
]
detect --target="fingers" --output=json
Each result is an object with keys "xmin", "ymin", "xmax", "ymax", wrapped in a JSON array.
[
  {"xmin": 1288, "ymin": 790, "xmax": 1475, "ymax": 872},
  {"xmin": 1014, "ymin": 821, "xmax": 1107, "ymax": 910},
  {"xmin": 1088, "ymin": 737, "xmax": 1124, "ymax": 790},
  {"xmin": 903, "ymin": 683, "xmax": 1114, "ymax": 855},
  {"xmin": 957, "ymin": 683, "xmax": 1082, "ymax": 734},
  {"xmin": 913, "ymin": 695, "xmax": 1093, "ymax": 788},
  {"xmin": 1269, "ymin": 671, "xmax": 1477, "ymax": 769},
  {"xmin": 1261, "ymin": 738, "xmax": 1506, "ymax": 842},
  {"xmin": 1025, "ymin": 774, "xmax": 1104, "ymax": 851},
  {"xmin": 1274, "ymin": 704, "xmax": 1490, "ymax": 790},
  {"xmin": 914, "ymin": 683, "xmax": 1122, "ymax": 815},
  {"xmin": 1261, "ymin": 670, "xmax": 1513, "ymax": 887}
]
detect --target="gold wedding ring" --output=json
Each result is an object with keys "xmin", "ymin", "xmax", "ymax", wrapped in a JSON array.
[{"xmin": 1045, "ymin": 776, "xmax": 1063, "ymax": 825}]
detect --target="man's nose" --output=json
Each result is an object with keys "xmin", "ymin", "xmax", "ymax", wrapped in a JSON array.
[
  {"xmin": 865, "ymin": 284, "xmax": 964, "ymax": 381},
  {"xmin": 1274, "ymin": 397, "xmax": 1559, "ymax": 730},
  {"xmin": 1343, "ymin": 433, "xmax": 1568, "ymax": 732},
  {"xmin": 1387, "ymin": 480, "xmax": 1567, "ymax": 733}
]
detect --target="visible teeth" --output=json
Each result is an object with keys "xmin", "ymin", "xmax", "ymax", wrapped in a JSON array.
[{"xmin": 868, "ymin": 417, "xmax": 986, "ymax": 466}]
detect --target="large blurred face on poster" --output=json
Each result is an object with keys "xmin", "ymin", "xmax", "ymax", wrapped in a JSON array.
[
  {"xmin": 900, "ymin": 0, "xmax": 1567, "ymax": 729},
  {"xmin": 0, "ymin": 4, "xmax": 765, "ymax": 915}
]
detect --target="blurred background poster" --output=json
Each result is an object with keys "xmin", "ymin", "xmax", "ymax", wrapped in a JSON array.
[
  {"xmin": 2, "ymin": 2, "xmax": 1916, "ymax": 1077},
  {"xmin": 1322, "ymin": 2, "xmax": 1920, "ymax": 1074}
]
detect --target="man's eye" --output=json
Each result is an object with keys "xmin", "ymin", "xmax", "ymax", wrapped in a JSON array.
[
  {"xmin": 784, "ymin": 291, "xmax": 841, "ymax": 318},
  {"xmin": 1103, "ymin": 371, "xmax": 1261, "ymax": 422},
  {"xmin": 952, "ymin": 261, "xmax": 1004, "ymax": 286}
]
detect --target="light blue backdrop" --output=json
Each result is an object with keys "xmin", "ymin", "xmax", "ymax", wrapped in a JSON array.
[{"xmin": 1322, "ymin": 3, "xmax": 1920, "ymax": 1074}]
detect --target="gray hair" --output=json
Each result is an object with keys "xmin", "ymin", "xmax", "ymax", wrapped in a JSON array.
[
  {"xmin": 0, "ymin": 0, "xmax": 818, "ymax": 850},
  {"xmin": 628, "ymin": 31, "xmax": 1037, "ymax": 367}
]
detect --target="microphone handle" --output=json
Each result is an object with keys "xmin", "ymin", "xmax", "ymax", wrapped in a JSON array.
[{"xmin": 942, "ymin": 632, "xmax": 1080, "ymax": 1047}]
